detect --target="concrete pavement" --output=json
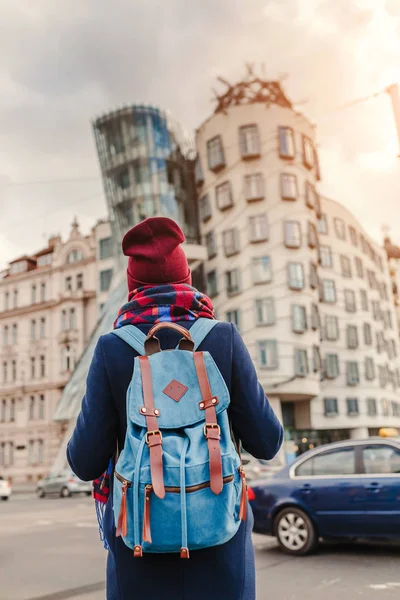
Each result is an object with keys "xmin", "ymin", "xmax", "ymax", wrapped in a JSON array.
[{"xmin": 1, "ymin": 495, "xmax": 399, "ymax": 599}]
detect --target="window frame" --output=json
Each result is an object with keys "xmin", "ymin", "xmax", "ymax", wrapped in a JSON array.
[
  {"xmin": 319, "ymin": 245, "xmax": 333, "ymax": 268},
  {"xmin": 280, "ymin": 173, "xmax": 298, "ymax": 201},
  {"xmin": 278, "ymin": 126, "xmax": 295, "ymax": 159},
  {"xmin": 239, "ymin": 124, "xmax": 261, "ymax": 159},
  {"xmin": 302, "ymin": 135, "xmax": 315, "ymax": 169},
  {"xmin": 292, "ymin": 304, "xmax": 308, "ymax": 334},
  {"xmin": 294, "ymin": 348, "xmax": 309, "ymax": 377},
  {"xmin": 222, "ymin": 228, "xmax": 240, "ymax": 257},
  {"xmin": 244, "ymin": 173, "xmax": 265, "ymax": 202},
  {"xmin": 205, "ymin": 231, "xmax": 217, "ymax": 259},
  {"xmin": 216, "ymin": 181, "xmax": 233, "ymax": 211},
  {"xmin": 257, "ymin": 339, "xmax": 279, "ymax": 370},
  {"xmin": 287, "ymin": 262, "xmax": 305, "ymax": 291},
  {"xmin": 284, "ymin": 220, "xmax": 301, "ymax": 249},
  {"xmin": 225, "ymin": 268, "xmax": 241, "ymax": 296},
  {"xmin": 252, "ymin": 256, "xmax": 272, "ymax": 285},
  {"xmin": 321, "ymin": 279, "xmax": 337, "ymax": 303},
  {"xmin": 255, "ymin": 298, "xmax": 276, "ymax": 326},
  {"xmin": 199, "ymin": 194, "xmax": 212, "ymax": 223},
  {"xmin": 207, "ymin": 135, "xmax": 225, "ymax": 172},
  {"xmin": 249, "ymin": 214, "xmax": 269, "ymax": 243}
]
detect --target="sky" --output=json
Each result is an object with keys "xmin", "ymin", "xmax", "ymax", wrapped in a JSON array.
[{"xmin": 0, "ymin": 0, "xmax": 400, "ymax": 269}]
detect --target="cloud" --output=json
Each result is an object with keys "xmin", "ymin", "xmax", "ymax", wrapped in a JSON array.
[{"xmin": 0, "ymin": 0, "xmax": 399, "ymax": 268}]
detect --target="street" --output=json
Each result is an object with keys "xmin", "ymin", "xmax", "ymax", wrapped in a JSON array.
[{"xmin": 0, "ymin": 495, "xmax": 399, "ymax": 600}]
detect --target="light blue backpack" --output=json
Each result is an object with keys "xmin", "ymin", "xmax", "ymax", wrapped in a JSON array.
[{"xmin": 111, "ymin": 319, "xmax": 247, "ymax": 558}]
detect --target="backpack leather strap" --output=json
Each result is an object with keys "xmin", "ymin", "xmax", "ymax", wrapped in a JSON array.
[
  {"xmin": 194, "ymin": 352, "xmax": 223, "ymax": 495},
  {"xmin": 139, "ymin": 356, "xmax": 165, "ymax": 499}
]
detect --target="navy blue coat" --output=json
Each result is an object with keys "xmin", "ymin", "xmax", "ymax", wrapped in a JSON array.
[{"xmin": 67, "ymin": 321, "xmax": 283, "ymax": 600}]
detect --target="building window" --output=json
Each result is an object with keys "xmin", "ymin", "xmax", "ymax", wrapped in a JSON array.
[
  {"xmin": 65, "ymin": 276, "xmax": 72, "ymax": 292},
  {"xmin": 360, "ymin": 289, "xmax": 368, "ymax": 311},
  {"xmin": 307, "ymin": 222, "xmax": 318, "ymax": 248},
  {"xmin": 30, "ymin": 357, "xmax": 35, "ymax": 379},
  {"xmin": 367, "ymin": 398, "xmax": 377, "ymax": 417},
  {"xmin": 278, "ymin": 126, "xmax": 295, "ymax": 159},
  {"xmin": 62, "ymin": 345, "xmax": 75, "ymax": 373},
  {"xmin": 100, "ymin": 269, "xmax": 113, "ymax": 292},
  {"xmin": 40, "ymin": 318, "xmax": 46, "ymax": 339},
  {"xmin": 205, "ymin": 231, "xmax": 217, "ymax": 259},
  {"xmin": 372, "ymin": 300, "xmax": 380, "ymax": 321},
  {"xmin": 324, "ymin": 398, "xmax": 338, "ymax": 417},
  {"xmin": 40, "ymin": 283, "xmax": 46, "ymax": 303},
  {"xmin": 13, "ymin": 289, "xmax": 18, "ymax": 308},
  {"xmin": 225, "ymin": 269, "xmax": 241, "ymax": 296},
  {"xmin": 325, "ymin": 354, "xmax": 340, "ymax": 379},
  {"xmin": 207, "ymin": 135, "xmax": 225, "ymax": 171},
  {"xmin": 40, "ymin": 355, "xmax": 45, "ymax": 378},
  {"xmin": 281, "ymin": 173, "xmax": 298, "ymax": 201},
  {"xmin": 302, "ymin": 135, "xmax": 314, "ymax": 169},
  {"xmin": 10, "ymin": 399, "xmax": 15, "ymax": 422},
  {"xmin": 364, "ymin": 323, "xmax": 372, "ymax": 345},
  {"xmin": 4, "ymin": 292, "xmax": 9, "ymax": 311},
  {"xmin": 249, "ymin": 215, "xmax": 269, "ymax": 242},
  {"xmin": 284, "ymin": 221, "xmax": 301, "ymax": 248},
  {"xmin": 37, "ymin": 253, "xmax": 52, "ymax": 268},
  {"xmin": 313, "ymin": 345, "xmax": 321, "ymax": 372},
  {"xmin": 347, "ymin": 398, "xmax": 359, "ymax": 416},
  {"xmin": 294, "ymin": 349, "xmax": 309, "ymax": 377},
  {"xmin": 223, "ymin": 228, "xmax": 240, "ymax": 257},
  {"xmin": 69, "ymin": 308, "xmax": 76, "ymax": 330},
  {"xmin": 311, "ymin": 304, "xmax": 320, "ymax": 330},
  {"xmin": 2, "ymin": 326, "xmax": 8, "ymax": 347},
  {"xmin": 239, "ymin": 125, "xmax": 260, "ymax": 158},
  {"xmin": 76, "ymin": 273, "xmax": 84, "ymax": 290},
  {"xmin": 325, "ymin": 315, "xmax": 339, "ymax": 341},
  {"xmin": 305, "ymin": 182, "xmax": 317, "ymax": 209},
  {"xmin": 355, "ymin": 257, "xmax": 364, "ymax": 278},
  {"xmin": 216, "ymin": 181, "xmax": 233, "ymax": 211},
  {"xmin": 344, "ymin": 289, "xmax": 356, "ymax": 313},
  {"xmin": 347, "ymin": 361, "xmax": 360, "ymax": 386},
  {"xmin": 376, "ymin": 331, "xmax": 385, "ymax": 354},
  {"xmin": 292, "ymin": 305, "xmax": 307, "ymax": 333},
  {"xmin": 258, "ymin": 340, "xmax": 278, "ymax": 369},
  {"xmin": 38, "ymin": 395, "xmax": 45, "ymax": 420},
  {"xmin": 341, "ymin": 256, "xmax": 352, "ymax": 278},
  {"xmin": 38, "ymin": 439, "xmax": 44, "ymax": 464},
  {"xmin": 118, "ymin": 170, "xmax": 130, "ymax": 189},
  {"xmin": 349, "ymin": 226, "xmax": 358, "ymax": 246},
  {"xmin": 99, "ymin": 237, "xmax": 113, "ymax": 260},
  {"xmin": 11, "ymin": 361, "xmax": 16, "ymax": 382},
  {"xmin": 347, "ymin": 325, "xmax": 359, "ymax": 349},
  {"xmin": 206, "ymin": 271, "xmax": 218, "ymax": 298},
  {"xmin": 67, "ymin": 249, "xmax": 84, "ymax": 265},
  {"xmin": 61, "ymin": 310, "xmax": 67, "ymax": 331},
  {"xmin": 334, "ymin": 218, "xmax": 346, "ymax": 240},
  {"xmin": 365, "ymin": 357, "xmax": 376, "ymax": 381},
  {"xmin": 252, "ymin": 256, "xmax": 272, "ymax": 284},
  {"xmin": 11, "ymin": 324, "xmax": 17, "ymax": 345},
  {"xmin": 30, "ymin": 320, "xmax": 36, "ymax": 341},
  {"xmin": 226, "ymin": 309, "xmax": 240, "ymax": 330},
  {"xmin": 288, "ymin": 263, "xmax": 305, "ymax": 290},
  {"xmin": 29, "ymin": 396, "xmax": 35, "ymax": 421},
  {"xmin": 319, "ymin": 245, "xmax": 333, "ymax": 268},
  {"xmin": 199, "ymin": 195, "xmax": 212, "ymax": 222},
  {"xmin": 195, "ymin": 157, "xmax": 204, "ymax": 186},
  {"xmin": 0, "ymin": 400, "xmax": 5, "ymax": 423},
  {"xmin": 321, "ymin": 279, "xmax": 336, "ymax": 303},
  {"xmin": 317, "ymin": 214, "xmax": 328, "ymax": 235},
  {"xmin": 309, "ymin": 262, "xmax": 318, "ymax": 289},
  {"xmin": 256, "ymin": 298, "xmax": 275, "ymax": 326},
  {"xmin": 245, "ymin": 173, "xmax": 265, "ymax": 201},
  {"xmin": 2, "ymin": 361, "xmax": 7, "ymax": 383}
]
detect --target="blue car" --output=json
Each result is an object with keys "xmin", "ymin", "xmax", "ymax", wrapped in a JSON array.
[{"xmin": 249, "ymin": 438, "xmax": 400, "ymax": 555}]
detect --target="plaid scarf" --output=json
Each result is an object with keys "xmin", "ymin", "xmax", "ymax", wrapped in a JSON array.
[{"xmin": 94, "ymin": 283, "xmax": 215, "ymax": 548}]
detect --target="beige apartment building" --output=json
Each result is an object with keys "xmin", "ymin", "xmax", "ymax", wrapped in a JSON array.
[
  {"xmin": 0, "ymin": 218, "xmax": 114, "ymax": 483},
  {"xmin": 195, "ymin": 73, "xmax": 400, "ymax": 460}
]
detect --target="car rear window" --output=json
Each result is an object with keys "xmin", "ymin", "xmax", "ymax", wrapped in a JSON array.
[
  {"xmin": 363, "ymin": 445, "xmax": 400, "ymax": 474},
  {"xmin": 295, "ymin": 447, "xmax": 355, "ymax": 477}
]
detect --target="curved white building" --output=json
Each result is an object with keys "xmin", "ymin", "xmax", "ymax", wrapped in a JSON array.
[{"xmin": 195, "ymin": 74, "xmax": 400, "ymax": 459}]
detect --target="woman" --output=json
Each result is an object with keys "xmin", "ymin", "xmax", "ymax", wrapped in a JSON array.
[{"xmin": 67, "ymin": 217, "xmax": 283, "ymax": 600}]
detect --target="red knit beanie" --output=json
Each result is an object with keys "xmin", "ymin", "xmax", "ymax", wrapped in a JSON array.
[{"xmin": 122, "ymin": 217, "xmax": 192, "ymax": 291}]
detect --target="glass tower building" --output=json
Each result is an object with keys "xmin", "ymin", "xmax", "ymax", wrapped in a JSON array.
[{"xmin": 93, "ymin": 105, "xmax": 199, "ymax": 245}]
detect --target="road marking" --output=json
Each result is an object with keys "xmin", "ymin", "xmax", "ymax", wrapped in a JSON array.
[
  {"xmin": 76, "ymin": 522, "xmax": 97, "ymax": 528},
  {"xmin": 34, "ymin": 520, "xmax": 53, "ymax": 526},
  {"xmin": 369, "ymin": 583, "xmax": 400, "ymax": 590}
]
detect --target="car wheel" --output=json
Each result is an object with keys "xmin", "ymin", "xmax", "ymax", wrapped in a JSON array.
[
  {"xmin": 275, "ymin": 507, "xmax": 318, "ymax": 556},
  {"xmin": 37, "ymin": 488, "xmax": 45, "ymax": 499},
  {"xmin": 1, "ymin": 496, "xmax": 9, "ymax": 501},
  {"xmin": 60, "ymin": 486, "xmax": 71, "ymax": 498}
]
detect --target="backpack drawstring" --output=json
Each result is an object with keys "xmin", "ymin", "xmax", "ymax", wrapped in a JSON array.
[{"xmin": 180, "ymin": 437, "xmax": 190, "ymax": 559}]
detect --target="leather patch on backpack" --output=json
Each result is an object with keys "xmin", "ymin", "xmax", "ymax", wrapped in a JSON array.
[{"xmin": 162, "ymin": 380, "xmax": 188, "ymax": 402}]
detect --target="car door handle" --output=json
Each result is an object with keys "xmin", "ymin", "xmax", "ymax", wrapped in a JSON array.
[
  {"xmin": 300, "ymin": 484, "xmax": 313, "ymax": 494},
  {"xmin": 365, "ymin": 482, "xmax": 381, "ymax": 493}
]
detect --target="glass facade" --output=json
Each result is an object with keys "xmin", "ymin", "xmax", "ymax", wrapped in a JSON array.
[{"xmin": 93, "ymin": 105, "xmax": 199, "ymax": 246}]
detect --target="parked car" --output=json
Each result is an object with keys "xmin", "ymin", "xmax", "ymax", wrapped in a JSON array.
[
  {"xmin": 249, "ymin": 438, "xmax": 400, "ymax": 556},
  {"xmin": 37, "ymin": 471, "xmax": 92, "ymax": 498},
  {"xmin": 241, "ymin": 451, "xmax": 281, "ymax": 481},
  {"xmin": 0, "ymin": 476, "xmax": 11, "ymax": 501}
]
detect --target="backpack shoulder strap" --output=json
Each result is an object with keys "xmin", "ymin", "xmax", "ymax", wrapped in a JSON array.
[
  {"xmin": 187, "ymin": 318, "xmax": 219, "ymax": 351},
  {"xmin": 110, "ymin": 325, "xmax": 146, "ymax": 355}
]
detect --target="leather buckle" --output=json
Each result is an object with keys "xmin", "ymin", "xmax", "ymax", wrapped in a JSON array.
[
  {"xmin": 204, "ymin": 423, "xmax": 221, "ymax": 437},
  {"xmin": 146, "ymin": 430, "xmax": 163, "ymax": 445}
]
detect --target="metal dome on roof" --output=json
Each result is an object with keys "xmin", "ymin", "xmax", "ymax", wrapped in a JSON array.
[{"xmin": 213, "ymin": 64, "xmax": 293, "ymax": 114}]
